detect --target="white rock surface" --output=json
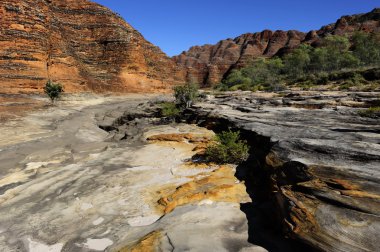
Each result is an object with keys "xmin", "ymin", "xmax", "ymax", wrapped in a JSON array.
[
  {"xmin": 0, "ymin": 95, "xmax": 259, "ymax": 252},
  {"xmin": 27, "ymin": 238, "xmax": 63, "ymax": 252}
]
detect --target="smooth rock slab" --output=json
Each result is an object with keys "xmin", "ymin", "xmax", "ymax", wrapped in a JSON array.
[
  {"xmin": 0, "ymin": 96, "xmax": 258, "ymax": 252},
  {"xmin": 27, "ymin": 238, "xmax": 63, "ymax": 252},
  {"xmin": 191, "ymin": 91, "xmax": 380, "ymax": 252}
]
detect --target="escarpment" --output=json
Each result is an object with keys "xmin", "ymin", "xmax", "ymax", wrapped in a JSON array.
[
  {"xmin": 0, "ymin": 0, "xmax": 186, "ymax": 93},
  {"xmin": 174, "ymin": 8, "xmax": 380, "ymax": 86}
]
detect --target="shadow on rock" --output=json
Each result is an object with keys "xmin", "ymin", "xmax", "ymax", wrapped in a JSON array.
[{"xmin": 235, "ymin": 150, "xmax": 316, "ymax": 252}]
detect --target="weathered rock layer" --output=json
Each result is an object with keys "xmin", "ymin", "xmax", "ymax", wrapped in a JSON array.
[
  {"xmin": 0, "ymin": 96, "xmax": 260, "ymax": 252},
  {"xmin": 174, "ymin": 9, "xmax": 380, "ymax": 86},
  {"xmin": 0, "ymin": 0, "xmax": 186, "ymax": 93},
  {"xmin": 189, "ymin": 91, "xmax": 380, "ymax": 251}
]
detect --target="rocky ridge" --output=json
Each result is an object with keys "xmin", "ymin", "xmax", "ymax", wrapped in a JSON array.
[
  {"xmin": 0, "ymin": 0, "xmax": 186, "ymax": 94},
  {"xmin": 174, "ymin": 8, "xmax": 380, "ymax": 86}
]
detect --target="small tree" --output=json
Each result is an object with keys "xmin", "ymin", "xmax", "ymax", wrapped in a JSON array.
[
  {"xmin": 205, "ymin": 130, "xmax": 250, "ymax": 164},
  {"xmin": 309, "ymin": 47, "xmax": 329, "ymax": 72},
  {"xmin": 160, "ymin": 102, "xmax": 181, "ymax": 118},
  {"xmin": 44, "ymin": 80, "xmax": 64, "ymax": 103},
  {"xmin": 283, "ymin": 44, "xmax": 311, "ymax": 78},
  {"xmin": 352, "ymin": 32, "xmax": 380, "ymax": 66},
  {"xmin": 223, "ymin": 69, "xmax": 252, "ymax": 89},
  {"xmin": 322, "ymin": 35, "xmax": 352, "ymax": 71},
  {"xmin": 173, "ymin": 82, "xmax": 199, "ymax": 108}
]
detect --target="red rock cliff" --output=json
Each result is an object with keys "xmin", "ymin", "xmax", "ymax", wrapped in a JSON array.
[
  {"xmin": 0, "ymin": 0, "xmax": 186, "ymax": 93},
  {"xmin": 173, "ymin": 8, "xmax": 380, "ymax": 86}
]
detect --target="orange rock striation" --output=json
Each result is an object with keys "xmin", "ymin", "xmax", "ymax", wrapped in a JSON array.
[
  {"xmin": 118, "ymin": 231, "xmax": 162, "ymax": 252},
  {"xmin": 0, "ymin": 0, "xmax": 186, "ymax": 94}
]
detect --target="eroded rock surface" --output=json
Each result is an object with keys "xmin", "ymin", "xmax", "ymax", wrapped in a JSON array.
[
  {"xmin": 0, "ymin": 0, "xmax": 185, "ymax": 93},
  {"xmin": 0, "ymin": 95, "xmax": 258, "ymax": 252},
  {"xmin": 189, "ymin": 91, "xmax": 380, "ymax": 251}
]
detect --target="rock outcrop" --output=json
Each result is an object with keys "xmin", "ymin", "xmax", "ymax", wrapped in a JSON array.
[
  {"xmin": 0, "ymin": 0, "xmax": 186, "ymax": 93},
  {"xmin": 0, "ymin": 96, "xmax": 260, "ymax": 252},
  {"xmin": 174, "ymin": 8, "xmax": 380, "ymax": 86},
  {"xmin": 189, "ymin": 91, "xmax": 380, "ymax": 252}
]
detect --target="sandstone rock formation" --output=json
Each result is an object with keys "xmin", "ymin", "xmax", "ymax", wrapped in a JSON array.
[
  {"xmin": 0, "ymin": 91, "xmax": 378, "ymax": 251},
  {"xmin": 189, "ymin": 91, "xmax": 380, "ymax": 251},
  {"xmin": 0, "ymin": 96, "xmax": 260, "ymax": 251},
  {"xmin": 0, "ymin": 0, "xmax": 186, "ymax": 93},
  {"xmin": 1, "ymin": 1, "xmax": 379, "ymax": 93},
  {"xmin": 174, "ymin": 8, "xmax": 380, "ymax": 86}
]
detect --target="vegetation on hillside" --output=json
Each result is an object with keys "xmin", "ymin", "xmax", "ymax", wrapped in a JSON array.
[
  {"xmin": 205, "ymin": 130, "xmax": 250, "ymax": 164},
  {"xmin": 44, "ymin": 80, "xmax": 64, "ymax": 103},
  {"xmin": 217, "ymin": 32, "xmax": 380, "ymax": 91}
]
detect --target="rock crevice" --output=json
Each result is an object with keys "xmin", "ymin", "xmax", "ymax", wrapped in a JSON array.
[{"xmin": 185, "ymin": 91, "xmax": 380, "ymax": 252}]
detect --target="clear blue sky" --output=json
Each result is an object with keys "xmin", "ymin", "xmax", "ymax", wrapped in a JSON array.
[{"xmin": 93, "ymin": 0, "xmax": 379, "ymax": 56}]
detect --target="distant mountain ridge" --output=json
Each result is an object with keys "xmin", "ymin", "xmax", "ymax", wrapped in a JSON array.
[{"xmin": 173, "ymin": 8, "xmax": 380, "ymax": 86}]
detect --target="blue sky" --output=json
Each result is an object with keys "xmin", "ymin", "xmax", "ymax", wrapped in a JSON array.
[{"xmin": 93, "ymin": 0, "xmax": 379, "ymax": 56}]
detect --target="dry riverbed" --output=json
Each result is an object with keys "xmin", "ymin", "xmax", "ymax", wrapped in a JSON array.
[{"xmin": 0, "ymin": 94, "xmax": 260, "ymax": 252}]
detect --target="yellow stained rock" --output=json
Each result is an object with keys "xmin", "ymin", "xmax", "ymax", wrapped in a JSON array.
[
  {"xmin": 118, "ymin": 231, "xmax": 162, "ymax": 252},
  {"xmin": 147, "ymin": 133, "xmax": 212, "ymax": 144},
  {"xmin": 157, "ymin": 165, "xmax": 250, "ymax": 214},
  {"xmin": 340, "ymin": 190, "xmax": 380, "ymax": 199}
]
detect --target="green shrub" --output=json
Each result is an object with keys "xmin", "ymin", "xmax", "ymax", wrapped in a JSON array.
[
  {"xmin": 223, "ymin": 69, "xmax": 252, "ymax": 88},
  {"xmin": 283, "ymin": 44, "xmax": 311, "ymax": 78},
  {"xmin": 173, "ymin": 83, "xmax": 199, "ymax": 108},
  {"xmin": 296, "ymin": 81, "xmax": 315, "ymax": 90},
  {"xmin": 339, "ymin": 81, "xmax": 354, "ymax": 90},
  {"xmin": 215, "ymin": 83, "xmax": 230, "ymax": 91},
  {"xmin": 160, "ymin": 102, "xmax": 180, "ymax": 118},
  {"xmin": 250, "ymin": 85, "xmax": 264, "ymax": 92},
  {"xmin": 242, "ymin": 58, "xmax": 284, "ymax": 87},
  {"xmin": 229, "ymin": 84, "xmax": 250, "ymax": 91},
  {"xmin": 205, "ymin": 130, "xmax": 250, "ymax": 164},
  {"xmin": 317, "ymin": 73, "xmax": 329, "ymax": 85},
  {"xmin": 263, "ymin": 83, "xmax": 286, "ymax": 92},
  {"xmin": 350, "ymin": 73, "xmax": 366, "ymax": 85},
  {"xmin": 44, "ymin": 80, "xmax": 64, "ymax": 103},
  {"xmin": 358, "ymin": 106, "xmax": 380, "ymax": 118},
  {"xmin": 352, "ymin": 32, "xmax": 380, "ymax": 66}
]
